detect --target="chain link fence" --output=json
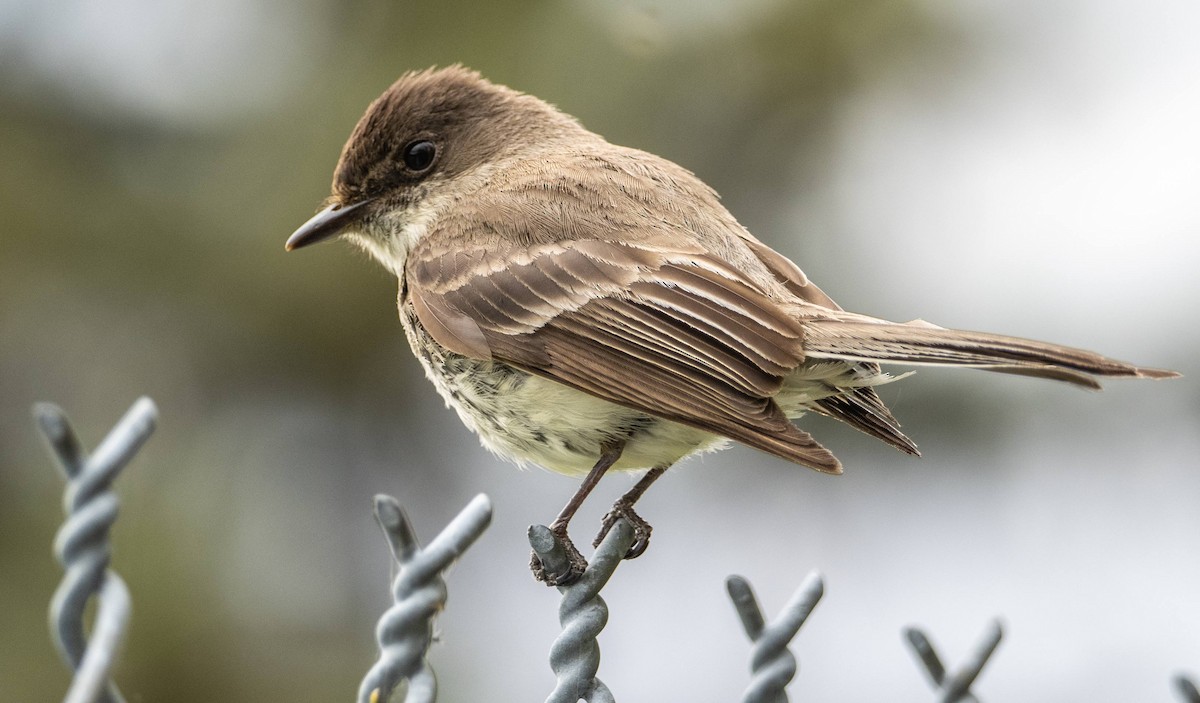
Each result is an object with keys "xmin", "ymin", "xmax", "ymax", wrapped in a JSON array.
[{"xmin": 32, "ymin": 397, "xmax": 1197, "ymax": 702}]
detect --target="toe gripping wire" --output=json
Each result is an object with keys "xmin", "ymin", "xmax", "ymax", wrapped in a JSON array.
[
  {"xmin": 529, "ymin": 519, "xmax": 637, "ymax": 703},
  {"xmin": 35, "ymin": 397, "xmax": 158, "ymax": 703},
  {"xmin": 358, "ymin": 494, "xmax": 493, "ymax": 703}
]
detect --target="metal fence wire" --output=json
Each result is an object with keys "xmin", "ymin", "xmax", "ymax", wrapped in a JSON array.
[
  {"xmin": 35, "ymin": 397, "xmax": 158, "ymax": 703},
  {"xmin": 30, "ymin": 397, "xmax": 1198, "ymax": 702},
  {"xmin": 358, "ymin": 494, "xmax": 492, "ymax": 703}
]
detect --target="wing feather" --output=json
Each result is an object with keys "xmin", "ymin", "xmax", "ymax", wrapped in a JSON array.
[{"xmin": 407, "ymin": 234, "xmax": 842, "ymax": 472}]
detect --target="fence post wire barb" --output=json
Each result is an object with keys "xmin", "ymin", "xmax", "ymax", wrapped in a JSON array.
[
  {"xmin": 727, "ymin": 570, "xmax": 824, "ymax": 703},
  {"xmin": 358, "ymin": 493, "xmax": 493, "ymax": 703},
  {"xmin": 904, "ymin": 618, "xmax": 1003, "ymax": 703},
  {"xmin": 35, "ymin": 396, "xmax": 158, "ymax": 703}
]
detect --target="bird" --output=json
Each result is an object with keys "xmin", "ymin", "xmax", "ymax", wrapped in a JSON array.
[{"xmin": 286, "ymin": 66, "xmax": 1177, "ymax": 585}]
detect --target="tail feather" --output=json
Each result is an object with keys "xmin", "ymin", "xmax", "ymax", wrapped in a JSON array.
[
  {"xmin": 814, "ymin": 386, "xmax": 920, "ymax": 456},
  {"xmin": 982, "ymin": 365, "xmax": 1103, "ymax": 390},
  {"xmin": 803, "ymin": 320, "xmax": 1178, "ymax": 383},
  {"xmin": 735, "ymin": 412, "xmax": 844, "ymax": 474}
]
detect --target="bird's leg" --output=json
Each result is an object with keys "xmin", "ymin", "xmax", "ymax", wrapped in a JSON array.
[
  {"xmin": 530, "ymin": 438, "xmax": 627, "ymax": 586},
  {"xmin": 593, "ymin": 464, "xmax": 668, "ymax": 559}
]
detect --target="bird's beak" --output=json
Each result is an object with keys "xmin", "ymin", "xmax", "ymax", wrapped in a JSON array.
[{"xmin": 285, "ymin": 199, "xmax": 372, "ymax": 251}]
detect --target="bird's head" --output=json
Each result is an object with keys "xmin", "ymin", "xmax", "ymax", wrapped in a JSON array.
[{"xmin": 285, "ymin": 66, "xmax": 583, "ymax": 272}]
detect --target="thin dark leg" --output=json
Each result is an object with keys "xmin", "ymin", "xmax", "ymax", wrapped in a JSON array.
[
  {"xmin": 593, "ymin": 464, "xmax": 669, "ymax": 559},
  {"xmin": 530, "ymin": 439, "xmax": 627, "ymax": 586},
  {"xmin": 551, "ymin": 440, "xmax": 625, "ymax": 528}
]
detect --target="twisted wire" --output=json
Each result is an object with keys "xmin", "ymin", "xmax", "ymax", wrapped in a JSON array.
[
  {"xmin": 727, "ymin": 571, "xmax": 824, "ymax": 703},
  {"xmin": 35, "ymin": 397, "xmax": 158, "ymax": 703},
  {"xmin": 530, "ymin": 519, "xmax": 636, "ymax": 703},
  {"xmin": 904, "ymin": 619, "xmax": 1003, "ymax": 703},
  {"xmin": 28, "ymin": 398, "xmax": 1179, "ymax": 702},
  {"xmin": 358, "ymin": 494, "xmax": 493, "ymax": 703}
]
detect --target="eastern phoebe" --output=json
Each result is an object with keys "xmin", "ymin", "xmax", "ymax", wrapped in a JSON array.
[{"xmin": 287, "ymin": 67, "xmax": 1176, "ymax": 584}]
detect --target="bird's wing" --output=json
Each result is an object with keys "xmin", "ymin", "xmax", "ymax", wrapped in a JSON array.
[
  {"xmin": 735, "ymin": 233, "xmax": 918, "ymax": 454},
  {"xmin": 406, "ymin": 235, "xmax": 843, "ymax": 473},
  {"xmin": 735, "ymin": 233, "xmax": 843, "ymax": 310}
]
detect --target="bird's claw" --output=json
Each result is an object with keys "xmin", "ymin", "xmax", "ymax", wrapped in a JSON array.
[
  {"xmin": 594, "ymin": 503, "xmax": 653, "ymax": 559},
  {"xmin": 530, "ymin": 522, "xmax": 588, "ymax": 586}
]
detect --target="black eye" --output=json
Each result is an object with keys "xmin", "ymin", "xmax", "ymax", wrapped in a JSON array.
[{"xmin": 402, "ymin": 140, "xmax": 437, "ymax": 173}]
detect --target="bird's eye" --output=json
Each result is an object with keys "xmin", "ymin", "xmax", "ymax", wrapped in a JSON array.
[{"xmin": 402, "ymin": 140, "xmax": 437, "ymax": 173}]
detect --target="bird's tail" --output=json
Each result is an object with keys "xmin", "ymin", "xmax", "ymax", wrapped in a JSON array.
[{"xmin": 802, "ymin": 319, "xmax": 1178, "ymax": 389}]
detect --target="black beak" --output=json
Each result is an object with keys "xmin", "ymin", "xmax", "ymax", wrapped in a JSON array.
[{"xmin": 285, "ymin": 200, "xmax": 372, "ymax": 251}]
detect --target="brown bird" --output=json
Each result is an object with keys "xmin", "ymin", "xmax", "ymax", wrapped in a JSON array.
[{"xmin": 287, "ymin": 66, "xmax": 1177, "ymax": 585}]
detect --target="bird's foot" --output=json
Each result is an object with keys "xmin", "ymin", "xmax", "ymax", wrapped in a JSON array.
[
  {"xmin": 594, "ymin": 500, "xmax": 652, "ymax": 559},
  {"xmin": 530, "ymin": 520, "xmax": 588, "ymax": 586}
]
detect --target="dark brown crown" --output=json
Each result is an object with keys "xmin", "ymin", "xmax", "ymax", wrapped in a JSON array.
[{"xmin": 332, "ymin": 66, "xmax": 583, "ymax": 203}]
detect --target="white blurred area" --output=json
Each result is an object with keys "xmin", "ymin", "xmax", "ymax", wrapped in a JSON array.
[
  {"xmin": 2, "ymin": 1, "xmax": 1197, "ymax": 701},
  {"xmin": 828, "ymin": 2, "xmax": 1200, "ymax": 348},
  {"xmin": 0, "ymin": 0, "xmax": 319, "ymax": 125}
]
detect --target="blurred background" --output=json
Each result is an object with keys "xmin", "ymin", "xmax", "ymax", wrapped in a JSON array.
[{"xmin": 2, "ymin": 0, "xmax": 1197, "ymax": 699}]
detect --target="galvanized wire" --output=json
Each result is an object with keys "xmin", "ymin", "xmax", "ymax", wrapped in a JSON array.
[
  {"xmin": 1176, "ymin": 674, "xmax": 1200, "ymax": 703},
  {"xmin": 35, "ymin": 397, "xmax": 158, "ymax": 703},
  {"xmin": 727, "ymin": 571, "xmax": 824, "ymax": 703},
  {"xmin": 29, "ymin": 399, "xmax": 1191, "ymax": 702},
  {"xmin": 530, "ymin": 519, "xmax": 637, "ymax": 703},
  {"xmin": 904, "ymin": 619, "xmax": 1003, "ymax": 703},
  {"xmin": 358, "ymin": 493, "xmax": 493, "ymax": 703}
]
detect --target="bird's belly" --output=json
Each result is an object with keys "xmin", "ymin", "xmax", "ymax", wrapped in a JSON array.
[{"xmin": 401, "ymin": 309, "xmax": 724, "ymax": 475}]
